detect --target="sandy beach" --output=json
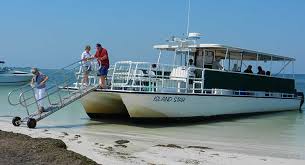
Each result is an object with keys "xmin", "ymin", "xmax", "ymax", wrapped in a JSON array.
[{"xmin": 1, "ymin": 120, "xmax": 305, "ymax": 165}]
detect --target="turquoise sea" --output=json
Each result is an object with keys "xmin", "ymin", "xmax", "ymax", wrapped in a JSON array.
[{"xmin": 0, "ymin": 70, "xmax": 304, "ymax": 159}]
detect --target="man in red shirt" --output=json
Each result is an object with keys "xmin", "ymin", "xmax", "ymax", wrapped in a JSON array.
[{"xmin": 94, "ymin": 43, "xmax": 109, "ymax": 88}]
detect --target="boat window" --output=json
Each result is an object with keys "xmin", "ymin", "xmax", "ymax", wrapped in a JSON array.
[
  {"xmin": 205, "ymin": 51, "xmax": 214, "ymax": 65},
  {"xmin": 155, "ymin": 50, "xmax": 173, "ymax": 65},
  {"xmin": 202, "ymin": 50, "xmax": 214, "ymax": 69},
  {"xmin": 175, "ymin": 51, "xmax": 185, "ymax": 66},
  {"xmin": 194, "ymin": 50, "xmax": 203, "ymax": 68},
  {"xmin": 175, "ymin": 50, "xmax": 195, "ymax": 66},
  {"xmin": 230, "ymin": 60, "xmax": 241, "ymax": 72},
  {"xmin": 256, "ymin": 55, "xmax": 271, "ymax": 74},
  {"xmin": 221, "ymin": 52, "xmax": 242, "ymax": 72}
]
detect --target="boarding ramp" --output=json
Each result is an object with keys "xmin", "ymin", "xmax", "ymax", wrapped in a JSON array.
[{"xmin": 8, "ymin": 59, "xmax": 99, "ymax": 128}]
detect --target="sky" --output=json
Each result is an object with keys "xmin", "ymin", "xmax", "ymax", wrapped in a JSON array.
[{"xmin": 0, "ymin": 0, "xmax": 304, "ymax": 73}]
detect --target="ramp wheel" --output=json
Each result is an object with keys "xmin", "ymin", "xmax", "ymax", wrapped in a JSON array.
[
  {"xmin": 27, "ymin": 118, "xmax": 37, "ymax": 129},
  {"xmin": 12, "ymin": 117, "xmax": 21, "ymax": 126}
]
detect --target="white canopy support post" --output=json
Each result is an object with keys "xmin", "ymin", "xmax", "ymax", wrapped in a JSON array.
[
  {"xmin": 186, "ymin": 49, "xmax": 190, "ymax": 91},
  {"xmin": 283, "ymin": 58, "xmax": 286, "ymax": 77},
  {"xmin": 240, "ymin": 52, "xmax": 243, "ymax": 72},
  {"xmin": 223, "ymin": 48, "xmax": 229, "ymax": 70},
  {"xmin": 292, "ymin": 61, "xmax": 295, "ymax": 78},
  {"xmin": 157, "ymin": 50, "xmax": 162, "ymax": 65},
  {"xmin": 228, "ymin": 52, "xmax": 231, "ymax": 71},
  {"xmin": 203, "ymin": 49, "xmax": 206, "ymax": 68},
  {"xmin": 185, "ymin": 51, "xmax": 187, "ymax": 66},
  {"xmin": 180, "ymin": 52, "xmax": 183, "ymax": 66},
  {"xmin": 270, "ymin": 56, "xmax": 273, "ymax": 74},
  {"xmin": 187, "ymin": 49, "xmax": 190, "ymax": 67},
  {"xmin": 173, "ymin": 49, "xmax": 177, "ymax": 65},
  {"xmin": 256, "ymin": 53, "xmax": 259, "ymax": 70}
]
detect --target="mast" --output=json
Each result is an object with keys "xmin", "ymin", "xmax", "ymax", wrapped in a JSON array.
[{"xmin": 186, "ymin": 0, "xmax": 191, "ymax": 36}]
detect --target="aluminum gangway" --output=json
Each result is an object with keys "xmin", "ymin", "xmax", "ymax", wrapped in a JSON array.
[{"xmin": 8, "ymin": 59, "xmax": 99, "ymax": 128}]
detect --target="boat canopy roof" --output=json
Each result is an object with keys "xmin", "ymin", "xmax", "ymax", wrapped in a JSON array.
[{"xmin": 153, "ymin": 44, "xmax": 295, "ymax": 62}]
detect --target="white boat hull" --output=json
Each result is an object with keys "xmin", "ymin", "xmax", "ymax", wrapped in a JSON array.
[
  {"xmin": 0, "ymin": 73, "xmax": 32, "ymax": 86},
  {"xmin": 120, "ymin": 92, "xmax": 301, "ymax": 118},
  {"xmin": 82, "ymin": 91, "xmax": 301, "ymax": 118}
]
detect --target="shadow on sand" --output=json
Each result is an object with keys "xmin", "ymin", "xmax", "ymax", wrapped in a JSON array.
[
  {"xmin": 83, "ymin": 110, "xmax": 302, "ymax": 129},
  {"xmin": 37, "ymin": 122, "xmax": 104, "ymax": 129},
  {"xmin": 24, "ymin": 110, "xmax": 303, "ymax": 129}
]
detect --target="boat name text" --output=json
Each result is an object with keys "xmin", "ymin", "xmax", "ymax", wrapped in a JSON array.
[{"xmin": 153, "ymin": 96, "xmax": 185, "ymax": 103}]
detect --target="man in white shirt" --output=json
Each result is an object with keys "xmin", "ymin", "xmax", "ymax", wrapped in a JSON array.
[
  {"xmin": 188, "ymin": 59, "xmax": 195, "ymax": 77},
  {"xmin": 81, "ymin": 45, "xmax": 92, "ymax": 86}
]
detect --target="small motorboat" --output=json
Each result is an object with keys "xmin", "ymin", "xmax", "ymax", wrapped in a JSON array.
[{"xmin": 0, "ymin": 61, "xmax": 32, "ymax": 86}]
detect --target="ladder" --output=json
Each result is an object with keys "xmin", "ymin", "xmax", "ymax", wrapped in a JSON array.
[{"xmin": 8, "ymin": 59, "xmax": 99, "ymax": 128}]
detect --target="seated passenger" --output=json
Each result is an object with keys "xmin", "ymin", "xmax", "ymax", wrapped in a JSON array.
[
  {"xmin": 212, "ymin": 58, "xmax": 223, "ymax": 70},
  {"xmin": 257, "ymin": 66, "xmax": 265, "ymax": 75},
  {"xmin": 232, "ymin": 64, "xmax": 239, "ymax": 72},
  {"xmin": 188, "ymin": 59, "xmax": 195, "ymax": 76},
  {"xmin": 266, "ymin": 71, "xmax": 271, "ymax": 76},
  {"xmin": 148, "ymin": 64, "xmax": 157, "ymax": 76},
  {"xmin": 243, "ymin": 65, "xmax": 253, "ymax": 74},
  {"xmin": 188, "ymin": 59, "xmax": 195, "ymax": 84}
]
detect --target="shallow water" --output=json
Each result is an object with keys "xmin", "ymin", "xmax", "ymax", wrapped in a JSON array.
[{"xmin": 0, "ymin": 73, "xmax": 304, "ymax": 159}]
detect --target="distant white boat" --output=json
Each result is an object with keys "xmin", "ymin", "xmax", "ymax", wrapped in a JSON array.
[{"xmin": 0, "ymin": 61, "xmax": 32, "ymax": 86}]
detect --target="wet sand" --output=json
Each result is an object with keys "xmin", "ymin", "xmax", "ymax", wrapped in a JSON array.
[
  {"xmin": 0, "ymin": 130, "xmax": 98, "ymax": 165},
  {"xmin": 1, "ymin": 120, "xmax": 305, "ymax": 165}
]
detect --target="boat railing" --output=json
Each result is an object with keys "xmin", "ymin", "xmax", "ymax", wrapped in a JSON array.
[
  {"xmin": 110, "ymin": 61, "xmax": 297, "ymax": 99},
  {"xmin": 110, "ymin": 61, "xmax": 207, "ymax": 93},
  {"xmin": 73, "ymin": 61, "xmax": 99, "ymax": 88},
  {"xmin": 60, "ymin": 60, "xmax": 114, "ymax": 89}
]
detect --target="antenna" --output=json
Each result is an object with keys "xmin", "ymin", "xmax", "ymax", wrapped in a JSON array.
[{"xmin": 186, "ymin": 0, "xmax": 191, "ymax": 36}]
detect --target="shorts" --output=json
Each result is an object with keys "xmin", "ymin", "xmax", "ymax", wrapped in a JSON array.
[
  {"xmin": 97, "ymin": 66, "xmax": 108, "ymax": 76},
  {"xmin": 82, "ymin": 66, "xmax": 91, "ymax": 74}
]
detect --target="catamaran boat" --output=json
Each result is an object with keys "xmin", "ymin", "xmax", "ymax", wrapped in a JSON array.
[
  {"xmin": 0, "ymin": 61, "xmax": 32, "ymax": 86},
  {"xmin": 77, "ymin": 33, "xmax": 304, "ymax": 120},
  {"xmin": 7, "ymin": 33, "xmax": 305, "ymax": 128}
]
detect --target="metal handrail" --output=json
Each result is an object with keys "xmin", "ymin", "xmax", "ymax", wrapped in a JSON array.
[
  {"xmin": 17, "ymin": 73, "xmax": 77, "ymax": 106},
  {"xmin": 8, "ymin": 82, "xmax": 34, "ymax": 106},
  {"xmin": 8, "ymin": 59, "xmax": 95, "ymax": 109},
  {"xmin": 7, "ymin": 58, "xmax": 102, "ymax": 128},
  {"xmin": 19, "ymin": 84, "xmax": 59, "ymax": 108},
  {"xmin": 18, "ymin": 70, "xmax": 86, "ymax": 108}
]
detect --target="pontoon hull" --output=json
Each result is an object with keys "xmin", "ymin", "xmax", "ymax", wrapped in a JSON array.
[
  {"xmin": 82, "ymin": 91, "xmax": 301, "ymax": 119},
  {"xmin": 80, "ymin": 91, "xmax": 129, "ymax": 118}
]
